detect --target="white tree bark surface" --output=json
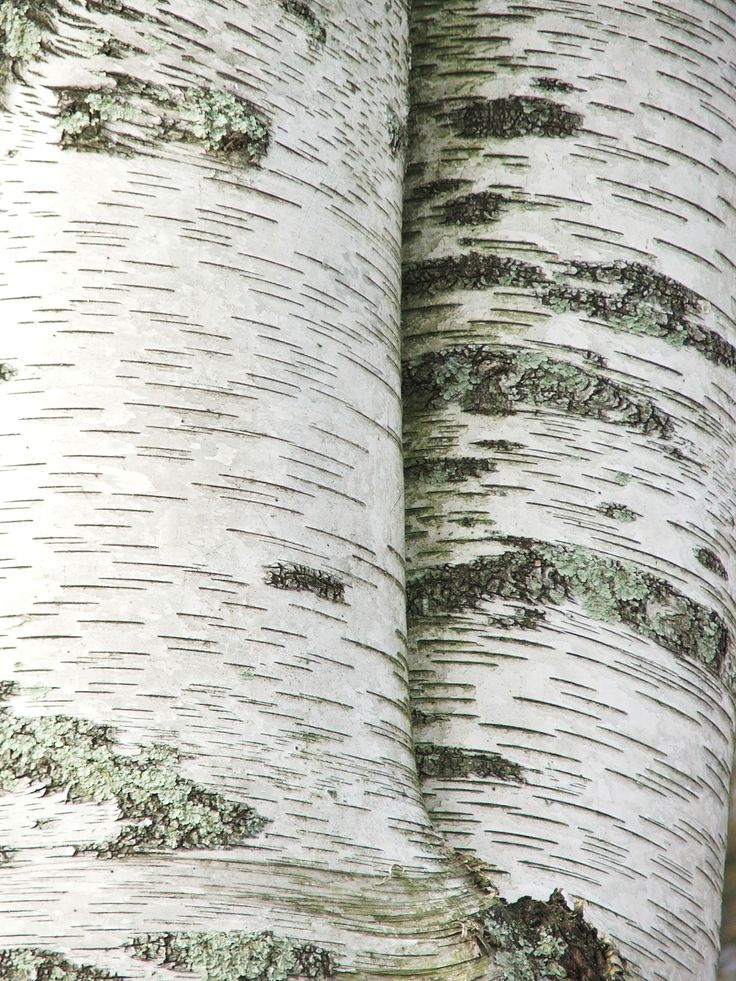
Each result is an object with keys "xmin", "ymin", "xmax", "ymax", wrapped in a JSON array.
[
  {"xmin": 0, "ymin": 1, "xmax": 491, "ymax": 977},
  {"xmin": 403, "ymin": 1, "xmax": 736, "ymax": 979}
]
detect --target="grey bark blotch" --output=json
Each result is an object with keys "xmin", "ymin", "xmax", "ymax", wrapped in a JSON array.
[
  {"xmin": 457, "ymin": 96, "xmax": 583, "ymax": 139},
  {"xmin": 402, "ymin": 345, "xmax": 673, "ymax": 438},
  {"xmin": 414, "ymin": 742, "xmax": 525, "ymax": 783},
  {"xmin": 265, "ymin": 562, "xmax": 347, "ymax": 604}
]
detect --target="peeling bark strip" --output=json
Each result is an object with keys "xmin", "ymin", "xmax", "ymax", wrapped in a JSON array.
[
  {"xmin": 278, "ymin": 0, "xmax": 326, "ymax": 45},
  {"xmin": 414, "ymin": 742, "xmax": 524, "ymax": 783},
  {"xmin": 474, "ymin": 890, "xmax": 628, "ymax": 980},
  {"xmin": 457, "ymin": 96, "xmax": 583, "ymax": 139},
  {"xmin": 58, "ymin": 77, "xmax": 269, "ymax": 162},
  {"xmin": 405, "ymin": 456, "xmax": 495, "ymax": 484},
  {"xmin": 0, "ymin": 949, "xmax": 121, "ymax": 981},
  {"xmin": 265, "ymin": 563, "xmax": 346, "ymax": 603},
  {"xmin": 407, "ymin": 540, "xmax": 729, "ymax": 674},
  {"xmin": 404, "ymin": 252, "xmax": 736, "ymax": 371},
  {"xmin": 0, "ymin": 686, "xmax": 266, "ymax": 855},
  {"xmin": 130, "ymin": 931, "xmax": 335, "ymax": 981},
  {"xmin": 402, "ymin": 345, "xmax": 672, "ymax": 438}
]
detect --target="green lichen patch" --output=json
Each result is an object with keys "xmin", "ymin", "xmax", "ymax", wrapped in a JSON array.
[
  {"xmin": 457, "ymin": 96, "xmax": 583, "ymax": 139},
  {"xmin": 402, "ymin": 345, "xmax": 673, "ymax": 438},
  {"xmin": 414, "ymin": 742, "xmax": 525, "ymax": 783},
  {"xmin": 533, "ymin": 77, "xmax": 576, "ymax": 93},
  {"xmin": 129, "ymin": 930, "xmax": 335, "ymax": 981},
  {"xmin": 0, "ymin": 689, "xmax": 266, "ymax": 856},
  {"xmin": 405, "ymin": 456, "xmax": 496, "ymax": 484},
  {"xmin": 403, "ymin": 249, "xmax": 734, "ymax": 373},
  {"xmin": 598, "ymin": 502, "xmax": 636, "ymax": 522},
  {"xmin": 408, "ymin": 178, "xmax": 470, "ymax": 201},
  {"xmin": 441, "ymin": 190, "xmax": 506, "ymax": 226},
  {"xmin": 696, "ymin": 547, "xmax": 728, "ymax": 580},
  {"xmin": 0, "ymin": 949, "xmax": 121, "ymax": 981},
  {"xmin": 542, "ymin": 260, "xmax": 736, "ymax": 370},
  {"xmin": 58, "ymin": 78, "xmax": 269, "ymax": 163},
  {"xmin": 278, "ymin": 0, "xmax": 326, "ymax": 44},
  {"xmin": 403, "ymin": 251, "xmax": 543, "ymax": 297},
  {"xmin": 0, "ymin": 0, "xmax": 56, "ymax": 85},
  {"xmin": 0, "ymin": 364, "xmax": 16, "ymax": 382},
  {"xmin": 265, "ymin": 562, "xmax": 346, "ymax": 604},
  {"xmin": 407, "ymin": 538, "xmax": 729, "ymax": 674},
  {"xmin": 474, "ymin": 890, "xmax": 629, "ymax": 980}
]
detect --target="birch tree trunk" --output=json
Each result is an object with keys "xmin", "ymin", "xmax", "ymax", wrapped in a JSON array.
[
  {"xmin": 0, "ymin": 2, "xmax": 491, "ymax": 978},
  {"xmin": 402, "ymin": 1, "xmax": 736, "ymax": 979},
  {"xmin": 2, "ymin": 0, "xmax": 735, "ymax": 979}
]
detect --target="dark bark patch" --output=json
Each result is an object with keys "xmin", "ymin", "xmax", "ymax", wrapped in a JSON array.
[
  {"xmin": 414, "ymin": 741, "xmax": 525, "ymax": 783},
  {"xmin": 405, "ymin": 456, "xmax": 496, "ymax": 484},
  {"xmin": 0, "ymin": 950, "xmax": 121, "ymax": 981},
  {"xmin": 441, "ymin": 190, "xmax": 505, "ymax": 226},
  {"xmin": 408, "ymin": 178, "xmax": 470, "ymax": 201},
  {"xmin": 457, "ymin": 96, "xmax": 583, "ymax": 139},
  {"xmin": 533, "ymin": 76, "xmax": 576, "ymax": 92},
  {"xmin": 402, "ymin": 345, "xmax": 673, "ymax": 438},
  {"xmin": 266, "ymin": 562, "xmax": 346, "ymax": 604},
  {"xmin": 407, "ymin": 539, "xmax": 729, "ymax": 675},
  {"xmin": 388, "ymin": 108, "xmax": 408, "ymax": 158},
  {"xmin": 472, "ymin": 439, "xmax": 524, "ymax": 452},
  {"xmin": 130, "ymin": 931, "xmax": 335, "ymax": 981},
  {"xmin": 403, "ymin": 251, "xmax": 543, "ymax": 296},
  {"xmin": 696, "ymin": 547, "xmax": 728, "ymax": 580},
  {"xmin": 542, "ymin": 260, "xmax": 736, "ymax": 370},
  {"xmin": 278, "ymin": 0, "xmax": 326, "ymax": 44},
  {"xmin": 474, "ymin": 890, "xmax": 628, "ymax": 980},
  {"xmin": 0, "ymin": 683, "xmax": 267, "ymax": 856}
]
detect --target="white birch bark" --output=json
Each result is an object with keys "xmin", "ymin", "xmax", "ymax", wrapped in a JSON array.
[
  {"xmin": 0, "ymin": 2, "xmax": 489, "ymax": 978},
  {"xmin": 403, "ymin": 1, "xmax": 736, "ymax": 979}
]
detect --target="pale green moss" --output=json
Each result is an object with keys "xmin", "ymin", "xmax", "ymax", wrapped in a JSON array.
[
  {"xmin": 129, "ymin": 930, "xmax": 335, "ymax": 981},
  {"xmin": 58, "ymin": 78, "xmax": 269, "ymax": 162},
  {"xmin": 0, "ymin": 949, "xmax": 120, "ymax": 981},
  {"xmin": 598, "ymin": 502, "xmax": 636, "ymax": 522},
  {"xmin": 0, "ymin": 686, "xmax": 266, "ymax": 855},
  {"xmin": 0, "ymin": 1, "xmax": 42, "ymax": 65},
  {"xmin": 177, "ymin": 88, "xmax": 270, "ymax": 157}
]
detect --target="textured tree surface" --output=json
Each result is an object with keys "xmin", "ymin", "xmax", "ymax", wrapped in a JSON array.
[
  {"xmin": 0, "ymin": 1, "xmax": 493, "ymax": 977},
  {"xmin": 403, "ymin": 1, "xmax": 736, "ymax": 979},
  {"xmin": 1, "ymin": 0, "xmax": 735, "ymax": 979}
]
